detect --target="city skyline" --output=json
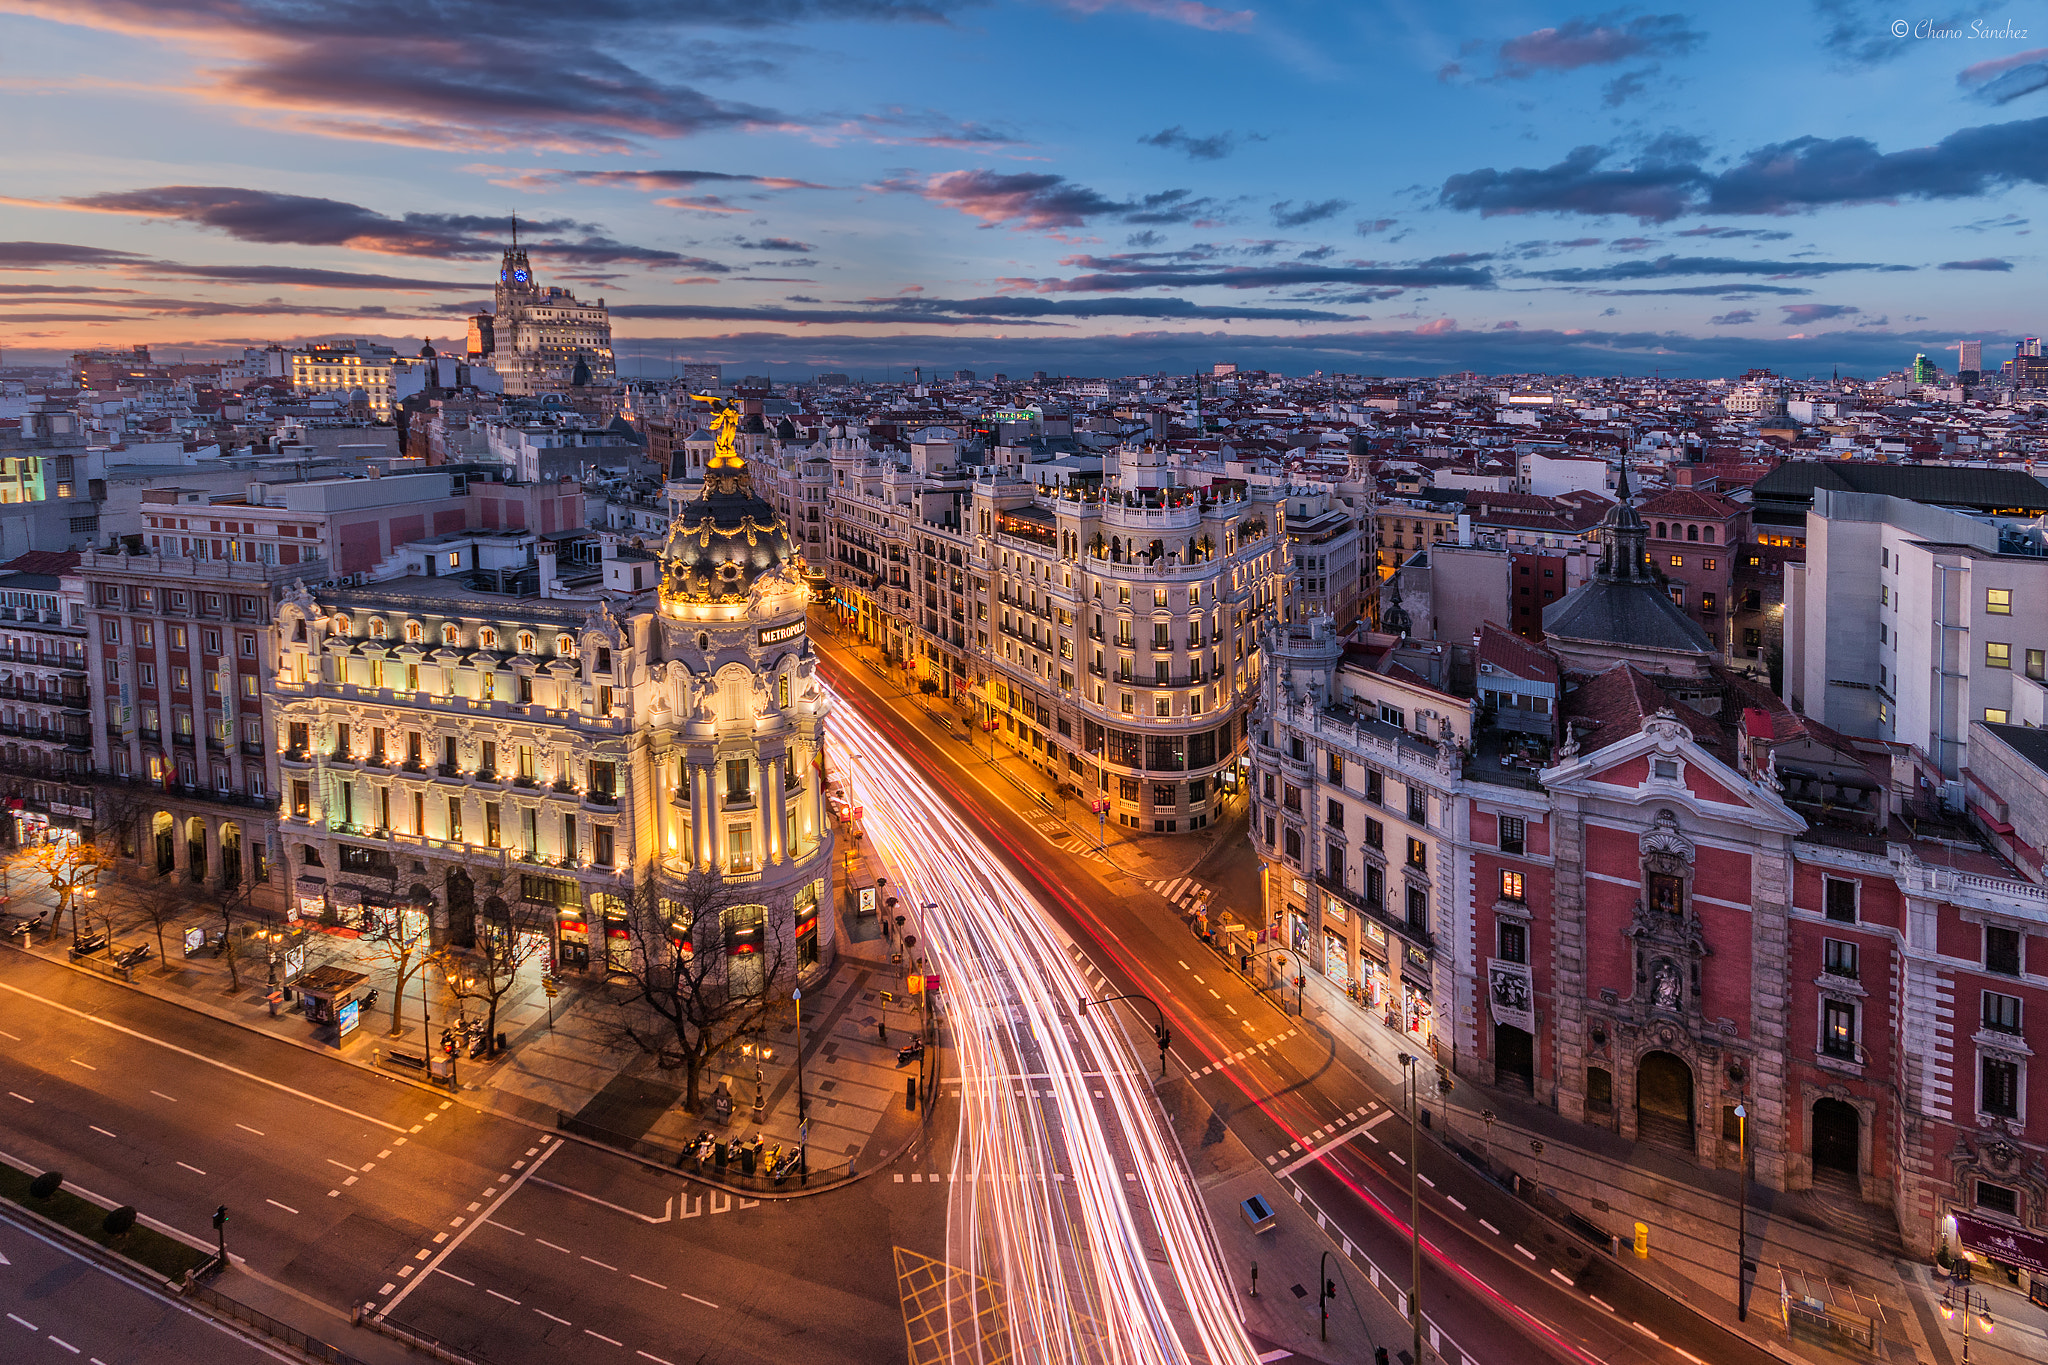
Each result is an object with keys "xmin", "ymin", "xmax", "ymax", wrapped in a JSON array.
[{"xmin": 1, "ymin": 1, "xmax": 2045, "ymax": 376}]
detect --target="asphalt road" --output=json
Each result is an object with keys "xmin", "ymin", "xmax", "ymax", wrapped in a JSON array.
[
  {"xmin": 814, "ymin": 620, "xmax": 1779, "ymax": 1365},
  {"xmin": 0, "ymin": 948, "xmax": 943, "ymax": 1365},
  {"xmin": 0, "ymin": 1211, "xmax": 298, "ymax": 1365}
]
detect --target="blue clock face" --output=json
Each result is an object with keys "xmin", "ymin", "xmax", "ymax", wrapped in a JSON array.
[
  {"xmin": 499, "ymin": 270, "xmax": 507, "ymax": 281},
  {"xmin": 513, "ymin": 269, "xmax": 529, "ymax": 283}
]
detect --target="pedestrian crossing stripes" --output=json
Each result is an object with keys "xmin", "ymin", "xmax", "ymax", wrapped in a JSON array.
[{"xmin": 1144, "ymin": 876, "xmax": 1211, "ymax": 909}]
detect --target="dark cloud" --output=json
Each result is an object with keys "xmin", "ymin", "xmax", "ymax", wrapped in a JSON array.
[
  {"xmin": 1812, "ymin": 0, "xmax": 1905, "ymax": 68},
  {"xmin": 1602, "ymin": 69, "xmax": 1654, "ymax": 105},
  {"xmin": 733, "ymin": 237, "xmax": 816, "ymax": 253},
  {"xmin": 1442, "ymin": 115, "xmax": 2048, "ymax": 222},
  {"xmin": 532, "ymin": 169, "xmax": 832, "ymax": 193},
  {"xmin": 1521, "ymin": 254, "xmax": 1907, "ymax": 282},
  {"xmin": 1126, "ymin": 230, "xmax": 1167, "ymax": 248},
  {"xmin": 25, "ymin": 185, "xmax": 712, "ymax": 267},
  {"xmin": 1961, "ymin": 51, "xmax": 2048, "ymax": 104},
  {"xmin": 1014, "ymin": 254, "xmax": 1496, "ymax": 292},
  {"xmin": 1939, "ymin": 257, "xmax": 2014, "ymax": 270},
  {"xmin": 1355, "ymin": 218, "xmax": 1399, "ymax": 236},
  {"xmin": 134, "ymin": 262, "xmax": 480, "ymax": 290},
  {"xmin": 1578, "ymin": 283, "xmax": 1814, "ymax": 296},
  {"xmin": 1709, "ymin": 308, "xmax": 1757, "ymax": 325},
  {"xmin": 1270, "ymin": 199, "xmax": 1350, "ymax": 228},
  {"xmin": 29, "ymin": 2, "xmax": 972, "ymax": 151},
  {"xmin": 1957, "ymin": 213, "xmax": 2030, "ymax": 232},
  {"xmin": 1780, "ymin": 303, "xmax": 1860, "ymax": 323},
  {"xmin": 1673, "ymin": 225, "xmax": 1794, "ymax": 239},
  {"xmin": 1138, "ymin": 126, "xmax": 1246, "ymax": 160},
  {"xmin": 879, "ymin": 170, "xmax": 1223, "ymax": 230},
  {"xmin": 607, "ymin": 292, "xmax": 1357, "ymax": 325},
  {"xmin": 0, "ymin": 241, "xmax": 148, "ymax": 268},
  {"xmin": 1609, "ymin": 236, "xmax": 1657, "ymax": 251},
  {"xmin": 1492, "ymin": 13, "xmax": 1703, "ymax": 76}
]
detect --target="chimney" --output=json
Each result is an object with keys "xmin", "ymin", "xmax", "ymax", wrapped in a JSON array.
[{"xmin": 537, "ymin": 543, "xmax": 556, "ymax": 600}]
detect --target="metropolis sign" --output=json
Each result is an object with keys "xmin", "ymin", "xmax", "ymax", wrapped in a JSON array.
[{"xmin": 759, "ymin": 621, "xmax": 804, "ymax": 645}]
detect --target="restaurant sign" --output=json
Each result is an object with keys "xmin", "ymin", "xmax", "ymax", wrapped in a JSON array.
[{"xmin": 1955, "ymin": 1210, "xmax": 2048, "ymax": 1276}]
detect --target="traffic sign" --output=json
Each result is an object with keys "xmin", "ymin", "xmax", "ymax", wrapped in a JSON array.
[
  {"xmin": 542, "ymin": 976, "xmax": 559, "ymax": 998},
  {"xmin": 906, "ymin": 973, "xmax": 924, "ymax": 994}
]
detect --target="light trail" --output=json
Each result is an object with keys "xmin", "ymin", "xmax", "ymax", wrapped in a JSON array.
[{"xmin": 830, "ymin": 690, "xmax": 1259, "ymax": 1365}]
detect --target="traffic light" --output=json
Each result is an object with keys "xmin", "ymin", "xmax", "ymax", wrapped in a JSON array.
[
  {"xmin": 1375, "ymin": 1349, "xmax": 1390, "ymax": 1365},
  {"xmin": 212, "ymin": 1205, "xmax": 228, "ymax": 1230},
  {"xmin": 1324, "ymin": 1278, "xmax": 1337, "ymax": 1300},
  {"xmin": 1154, "ymin": 1023, "xmax": 1170, "ymax": 1052},
  {"xmin": 1437, "ymin": 1062, "xmax": 1454, "ymax": 1095}
]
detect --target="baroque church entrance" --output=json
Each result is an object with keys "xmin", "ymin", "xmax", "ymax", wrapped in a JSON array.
[
  {"xmin": 1636, "ymin": 1051, "xmax": 1695, "ymax": 1149},
  {"xmin": 1812, "ymin": 1098, "xmax": 1860, "ymax": 1176}
]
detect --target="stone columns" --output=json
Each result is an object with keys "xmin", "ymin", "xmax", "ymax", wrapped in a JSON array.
[
  {"xmin": 766, "ymin": 755, "xmax": 787, "ymax": 864},
  {"xmin": 1747, "ymin": 839, "xmax": 1794, "ymax": 1192},
  {"xmin": 1550, "ymin": 792, "xmax": 1590, "ymax": 1122}
]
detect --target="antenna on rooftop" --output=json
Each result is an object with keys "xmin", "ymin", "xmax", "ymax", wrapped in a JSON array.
[{"xmin": 511, "ymin": 212, "xmax": 518, "ymax": 248}]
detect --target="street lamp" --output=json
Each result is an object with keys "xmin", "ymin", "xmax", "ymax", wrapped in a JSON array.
[
  {"xmin": 1078, "ymin": 991, "xmax": 1171, "ymax": 1078},
  {"xmin": 793, "ymin": 986, "xmax": 807, "ymax": 1176},
  {"xmin": 1398, "ymin": 1052, "xmax": 1423, "ymax": 1365},
  {"xmin": 1734, "ymin": 1102, "xmax": 1752, "ymax": 1320},
  {"xmin": 1939, "ymin": 1283, "xmax": 1995, "ymax": 1365}
]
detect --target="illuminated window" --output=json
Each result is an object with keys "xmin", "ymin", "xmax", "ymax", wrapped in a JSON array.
[
  {"xmin": 1986, "ymin": 707, "xmax": 2009, "ymax": 724},
  {"xmin": 1500, "ymin": 869, "xmax": 1525, "ymax": 902},
  {"xmin": 1986, "ymin": 588, "xmax": 2012, "ymax": 615},
  {"xmin": 1986, "ymin": 642, "xmax": 2011, "ymax": 669},
  {"xmin": 1669, "ymin": 555, "xmax": 1684, "ymax": 567}
]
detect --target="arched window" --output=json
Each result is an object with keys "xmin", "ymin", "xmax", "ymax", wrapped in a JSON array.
[
  {"xmin": 405, "ymin": 621, "xmax": 423, "ymax": 643},
  {"xmin": 331, "ymin": 614, "xmax": 351, "ymax": 636},
  {"xmin": 1702, "ymin": 525, "xmax": 1716, "ymax": 543},
  {"xmin": 478, "ymin": 627, "xmax": 498, "ymax": 649},
  {"xmin": 1656, "ymin": 522, "xmax": 1667, "ymax": 538},
  {"xmin": 442, "ymin": 624, "xmax": 460, "ymax": 646},
  {"xmin": 518, "ymin": 631, "xmax": 536, "ymax": 654},
  {"xmin": 368, "ymin": 618, "xmax": 387, "ymax": 639},
  {"xmin": 557, "ymin": 634, "xmax": 578, "ymax": 658},
  {"xmin": 1686, "ymin": 525, "xmax": 1698, "ymax": 541}
]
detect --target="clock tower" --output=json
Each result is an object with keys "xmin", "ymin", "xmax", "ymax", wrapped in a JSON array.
[
  {"xmin": 495, "ymin": 214, "xmax": 535, "ymax": 314},
  {"xmin": 484, "ymin": 213, "xmax": 615, "ymax": 396}
]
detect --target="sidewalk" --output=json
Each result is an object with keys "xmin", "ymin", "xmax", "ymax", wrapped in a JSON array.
[
  {"xmin": 0, "ymin": 855, "xmax": 927, "ymax": 1194},
  {"xmin": 1270, "ymin": 958, "xmax": 1997, "ymax": 1365}
]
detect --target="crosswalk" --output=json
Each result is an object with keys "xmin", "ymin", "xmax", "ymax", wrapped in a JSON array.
[{"xmin": 1144, "ymin": 876, "xmax": 1211, "ymax": 911}]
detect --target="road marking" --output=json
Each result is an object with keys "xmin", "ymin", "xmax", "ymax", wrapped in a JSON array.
[
  {"xmin": 328, "ymin": 1190, "xmax": 339, "ymax": 1198},
  {"xmin": 6, "ymin": 1093, "xmax": 29, "ymax": 1104},
  {"xmin": 0, "ymin": 1030, "xmax": 16, "ymax": 1040},
  {"xmin": 9, "ymin": 1313, "xmax": 37, "ymax": 1330},
  {"xmin": 1208, "ymin": 990, "xmax": 1220, "ymax": 999},
  {"xmin": 486, "ymin": 1220, "xmax": 523, "ymax": 1235},
  {"xmin": 432, "ymin": 1233, "xmax": 448, "ymax": 1244},
  {"xmin": 1277, "ymin": 1124, "xmax": 1376, "ymax": 1177},
  {"xmin": 1177, "ymin": 960, "xmax": 1189, "ymax": 971},
  {"xmin": 678, "ymin": 1291, "xmax": 719, "ymax": 1309},
  {"xmin": 1419, "ymin": 1174, "xmax": 1435, "ymax": 1187},
  {"xmin": 149, "ymin": 1091, "xmax": 176, "ymax": 1102},
  {"xmin": 88, "ymin": 1126, "xmax": 116, "ymax": 1138},
  {"xmin": 1363, "ymin": 1110, "xmax": 1394, "ymax": 1131},
  {"xmin": 586, "ymin": 1331, "xmax": 622, "ymax": 1346},
  {"xmin": 1631, "ymin": 1322, "xmax": 1658, "ymax": 1340},
  {"xmin": 48, "ymin": 1335, "xmax": 79, "ymax": 1354},
  {"xmin": 487, "ymin": 1290, "xmax": 520, "ymax": 1304},
  {"xmin": 1590, "ymin": 1295, "xmax": 1615, "ymax": 1313},
  {"xmin": 630, "ymin": 1274, "xmax": 667, "ymax": 1289},
  {"xmin": 266, "ymin": 1199, "xmax": 299, "ymax": 1215},
  {"xmin": 0, "ymin": 982, "xmax": 413, "ymax": 1133},
  {"xmin": 466, "ymin": 1203, "xmax": 480, "ymax": 1212},
  {"xmin": 327, "ymin": 1160, "xmax": 357, "ymax": 1173},
  {"xmin": 536, "ymin": 1310, "xmax": 570, "ymax": 1326},
  {"xmin": 378, "ymin": 1150, "xmax": 392, "ymax": 1159},
  {"xmin": 377, "ymin": 1141, "xmax": 561, "ymax": 1323},
  {"xmin": 1446, "ymin": 1196, "xmax": 1465, "ymax": 1210},
  {"xmin": 1550, "ymin": 1269, "xmax": 1575, "ymax": 1286},
  {"xmin": 537, "ymin": 1239, "xmax": 572, "ymax": 1254},
  {"xmin": 68, "ymin": 1059, "xmax": 94, "ymax": 1071},
  {"xmin": 638, "ymin": 1354, "xmax": 677, "ymax": 1365},
  {"xmin": 177, "ymin": 1162, "xmax": 205, "ymax": 1175},
  {"xmin": 1514, "ymin": 1244, "xmax": 1535, "ymax": 1260},
  {"xmin": 1225, "ymin": 1004, "xmax": 1238, "ymax": 1015},
  {"xmin": 1191, "ymin": 974, "xmax": 1204, "ymax": 984},
  {"xmin": 343, "ymin": 1176, "xmax": 358, "ymax": 1186},
  {"xmin": 437, "ymin": 1269, "xmax": 474, "ymax": 1285},
  {"xmin": 235, "ymin": 1124, "xmax": 264, "ymax": 1136},
  {"xmin": 1674, "ymin": 1351, "xmax": 1704, "ymax": 1364},
  {"xmin": 1386, "ymin": 1152, "xmax": 1405, "ymax": 1165},
  {"xmin": 1479, "ymin": 1219, "xmax": 1500, "ymax": 1235},
  {"xmin": 581, "ymin": 1256, "xmax": 618, "ymax": 1271}
]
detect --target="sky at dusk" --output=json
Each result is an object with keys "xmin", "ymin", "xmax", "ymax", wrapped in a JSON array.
[{"xmin": 1, "ymin": 0, "xmax": 2044, "ymax": 378}]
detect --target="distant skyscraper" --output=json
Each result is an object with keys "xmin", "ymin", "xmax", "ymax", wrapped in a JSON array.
[
  {"xmin": 682, "ymin": 362, "xmax": 721, "ymax": 391},
  {"xmin": 2024, "ymin": 337, "xmax": 2043, "ymax": 358},
  {"xmin": 1910, "ymin": 352, "xmax": 1939, "ymax": 385},
  {"xmin": 1959, "ymin": 340, "xmax": 1982, "ymax": 378}
]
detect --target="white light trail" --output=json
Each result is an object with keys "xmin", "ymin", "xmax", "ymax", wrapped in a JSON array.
[{"xmin": 832, "ymin": 692, "xmax": 1258, "ymax": 1365}]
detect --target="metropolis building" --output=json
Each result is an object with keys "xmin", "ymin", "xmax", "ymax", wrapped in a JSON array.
[{"xmin": 270, "ymin": 412, "xmax": 832, "ymax": 979}]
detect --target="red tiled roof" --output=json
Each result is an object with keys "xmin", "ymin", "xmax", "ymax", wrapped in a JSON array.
[
  {"xmin": 1477, "ymin": 622, "xmax": 1561, "ymax": 685},
  {"xmin": 1566, "ymin": 662, "xmax": 1731, "ymax": 760},
  {"xmin": 1639, "ymin": 487, "xmax": 1743, "ymax": 519},
  {"xmin": 0, "ymin": 551, "xmax": 80, "ymax": 575}
]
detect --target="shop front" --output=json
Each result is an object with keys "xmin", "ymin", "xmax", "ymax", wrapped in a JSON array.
[
  {"xmin": 293, "ymin": 877, "xmax": 327, "ymax": 924},
  {"xmin": 557, "ymin": 907, "xmax": 592, "ymax": 969},
  {"xmin": 1358, "ymin": 922, "xmax": 1390, "ymax": 1011}
]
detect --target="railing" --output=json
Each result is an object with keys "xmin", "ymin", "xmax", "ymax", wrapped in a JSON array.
[
  {"xmin": 554, "ymin": 1113, "xmax": 867, "ymax": 1195},
  {"xmin": 183, "ymin": 1283, "xmax": 377, "ymax": 1365}
]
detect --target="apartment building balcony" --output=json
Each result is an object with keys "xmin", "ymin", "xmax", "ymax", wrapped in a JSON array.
[{"xmin": 583, "ymin": 790, "xmax": 618, "ymax": 811}]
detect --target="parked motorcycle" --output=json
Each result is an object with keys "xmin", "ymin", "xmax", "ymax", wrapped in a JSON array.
[
  {"xmin": 360, "ymin": 987, "xmax": 379, "ymax": 1010},
  {"xmin": 896, "ymin": 1039, "xmax": 925, "ymax": 1068}
]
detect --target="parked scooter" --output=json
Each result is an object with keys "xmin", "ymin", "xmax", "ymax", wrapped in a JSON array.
[
  {"xmin": 360, "ymin": 987, "xmax": 379, "ymax": 1010},
  {"xmin": 895, "ymin": 1039, "xmax": 925, "ymax": 1068}
]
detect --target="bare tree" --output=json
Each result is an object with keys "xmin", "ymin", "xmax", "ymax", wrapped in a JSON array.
[
  {"xmin": 361, "ymin": 905, "xmax": 434, "ymax": 1038},
  {"xmin": 430, "ymin": 901, "xmax": 544, "ymax": 1055},
  {"xmin": 212, "ymin": 875, "xmax": 267, "ymax": 993},
  {"xmin": 601, "ymin": 871, "xmax": 793, "ymax": 1113},
  {"xmin": 130, "ymin": 876, "xmax": 203, "ymax": 970}
]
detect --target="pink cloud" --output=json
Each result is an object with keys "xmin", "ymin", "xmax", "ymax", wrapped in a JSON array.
[
  {"xmin": 1053, "ymin": 0, "xmax": 1254, "ymax": 31},
  {"xmin": 1415, "ymin": 317, "xmax": 1457, "ymax": 335}
]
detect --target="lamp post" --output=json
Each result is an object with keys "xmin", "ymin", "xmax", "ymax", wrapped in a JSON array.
[
  {"xmin": 793, "ymin": 987, "xmax": 807, "ymax": 1173},
  {"xmin": 1939, "ymin": 1283, "xmax": 1995, "ymax": 1365},
  {"xmin": 1734, "ymin": 1102, "xmax": 1751, "ymax": 1320},
  {"xmin": 1398, "ymin": 1052, "xmax": 1423, "ymax": 1365}
]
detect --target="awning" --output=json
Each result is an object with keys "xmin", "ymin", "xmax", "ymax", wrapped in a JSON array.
[{"xmin": 1956, "ymin": 1211, "xmax": 2048, "ymax": 1275}]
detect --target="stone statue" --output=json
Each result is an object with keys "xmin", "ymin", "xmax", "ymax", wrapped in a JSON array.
[{"xmin": 1652, "ymin": 957, "xmax": 1682, "ymax": 1011}]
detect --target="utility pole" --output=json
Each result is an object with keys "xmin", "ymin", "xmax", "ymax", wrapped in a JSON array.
[
  {"xmin": 1735, "ymin": 1103, "xmax": 1750, "ymax": 1319},
  {"xmin": 1399, "ymin": 1052, "xmax": 1422, "ymax": 1365}
]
